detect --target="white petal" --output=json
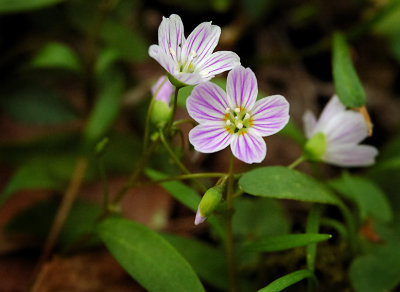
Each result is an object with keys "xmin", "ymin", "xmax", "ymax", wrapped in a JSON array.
[
  {"xmin": 230, "ymin": 129, "xmax": 266, "ymax": 164},
  {"xmin": 324, "ymin": 144, "xmax": 378, "ymax": 167},
  {"xmin": 182, "ymin": 22, "xmax": 221, "ymax": 65},
  {"xmin": 187, "ymin": 82, "xmax": 228, "ymax": 124},
  {"xmin": 158, "ymin": 14, "xmax": 185, "ymax": 62},
  {"xmin": 303, "ymin": 110, "xmax": 317, "ymax": 139},
  {"xmin": 197, "ymin": 51, "xmax": 240, "ymax": 78},
  {"xmin": 149, "ymin": 45, "xmax": 177, "ymax": 75},
  {"xmin": 251, "ymin": 95, "xmax": 290, "ymax": 137},
  {"xmin": 174, "ymin": 72, "xmax": 205, "ymax": 86},
  {"xmin": 189, "ymin": 124, "xmax": 232, "ymax": 153},
  {"xmin": 226, "ymin": 66, "xmax": 258, "ymax": 110},
  {"xmin": 316, "ymin": 95, "xmax": 346, "ymax": 130}
]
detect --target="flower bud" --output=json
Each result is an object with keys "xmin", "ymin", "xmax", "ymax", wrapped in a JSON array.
[
  {"xmin": 195, "ymin": 185, "xmax": 223, "ymax": 225},
  {"xmin": 151, "ymin": 100, "xmax": 172, "ymax": 128},
  {"xmin": 303, "ymin": 132, "xmax": 327, "ymax": 161}
]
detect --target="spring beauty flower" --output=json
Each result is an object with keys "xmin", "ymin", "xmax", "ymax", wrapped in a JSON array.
[
  {"xmin": 303, "ymin": 95, "xmax": 378, "ymax": 167},
  {"xmin": 149, "ymin": 14, "xmax": 240, "ymax": 86},
  {"xmin": 187, "ymin": 66, "xmax": 290, "ymax": 164}
]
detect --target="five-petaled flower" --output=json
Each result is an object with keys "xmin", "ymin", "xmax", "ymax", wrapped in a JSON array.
[
  {"xmin": 187, "ymin": 66, "xmax": 290, "ymax": 164},
  {"xmin": 303, "ymin": 95, "xmax": 378, "ymax": 167},
  {"xmin": 149, "ymin": 14, "xmax": 240, "ymax": 86}
]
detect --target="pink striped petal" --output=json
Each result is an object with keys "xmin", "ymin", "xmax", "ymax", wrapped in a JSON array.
[
  {"xmin": 320, "ymin": 111, "xmax": 368, "ymax": 145},
  {"xmin": 303, "ymin": 110, "xmax": 317, "ymax": 139},
  {"xmin": 198, "ymin": 51, "xmax": 240, "ymax": 78},
  {"xmin": 251, "ymin": 95, "xmax": 290, "ymax": 137},
  {"xmin": 317, "ymin": 95, "xmax": 346, "ymax": 129},
  {"xmin": 230, "ymin": 129, "xmax": 266, "ymax": 164},
  {"xmin": 174, "ymin": 72, "xmax": 205, "ymax": 86},
  {"xmin": 151, "ymin": 76, "xmax": 174, "ymax": 104},
  {"xmin": 187, "ymin": 82, "xmax": 228, "ymax": 124},
  {"xmin": 182, "ymin": 22, "xmax": 221, "ymax": 66},
  {"xmin": 324, "ymin": 144, "xmax": 378, "ymax": 167},
  {"xmin": 149, "ymin": 45, "xmax": 177, "ymax": 74},
  {"xmin": 189, "ymin": 124, "xmax": 232, "ymax": 153},
  {"xmin": 158, "ymin": 14, "xmax": 185, "ymax": 62},
  {"xmin": 226, "ymin": 66, "xmax": 257, "ymax": 110}
]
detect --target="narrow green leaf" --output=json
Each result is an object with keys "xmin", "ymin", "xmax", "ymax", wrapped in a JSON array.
[
  {"xmin": 328, "ymin": 173, "xmax": 392, "ymax": 222},
  {"xmin": 306, "ymin": 205, "xmax": 322, "ymax": 272},
  {"xmin": 145, "ymin": 169, "xmax": 200, "ymax": 211},
  {"xmin": 259, "ymin": 269, "xmax": 315, "ymax": 292},
  {"xmin": 29, "ymin": 42, "xmax": 82, "ymax": 72},
  {"xmin": 83, "ymin": 72, "xmax": 124, "ymax": 146},
  {"xmin": 163, "ymin": 233, "xmax": 228, "ymax": 290},
  {"xmin": 332, "ymin": 32, "xmax": 366, "ymax": 107},
  {"xmin": 97, "ymin": 217, "xmax": 205, "ymax": 292},
  {"xmin": 0, "ymin": 0, "xmax": 63, "ymax": 14},
  {"xmin": 239, "ymin": 166, "xmax": 339, "ymax": 204},
  {"xmin": 0, "ymin": 86, "xmax": 78, "ymax": 125},
  {"xmin": 242, "ymin": 233, "xmax": 331, "ymax": 252}
]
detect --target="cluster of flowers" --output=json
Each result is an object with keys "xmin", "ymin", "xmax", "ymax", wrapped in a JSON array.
[{"xmin": 149, "ymin": 14, "xmax": 377, "ymax": 167}]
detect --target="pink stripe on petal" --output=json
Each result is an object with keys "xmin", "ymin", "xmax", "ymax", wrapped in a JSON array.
[
  {"xmin": 317, "ymin": 95, "xmax": 346, "ymax": 129},
  {"xmin": 174, "ymin": 72, "xmax": 205, "ymax": 85},
  {"xmin": 189, "ymin": 124, "xmax": 232, "ymax": 153},
  {"xmin": 149, "ymin": 45, "xmax": 177, "ymax": 75},
  {"xmin": 187, "ymin": 82, "xmax": 228, "ymax": 124},
  {"xmin": 158, "ymin": 14, "xmax": 185, "ymax": 62},
  {"xmin": 226, "ymin": 66, "xmax": 257, "ymax": 110},
  {"xmin": 199, "ymin": 51, "xmax": 240, "ymax": 77},
  {"xmin": 230, "ymin": 129, "xmax": 266, "ymax": 164},
  {"xmin": 151, "ymin": 76, "xmax": 174, "ymax": 104},
  {"xmin": 324, "ymin": 144, "xmax": 378, "ymax": 167},
  {"xmin": 251, "ymin": 95, "xmax": 290, "ymax": 136}
]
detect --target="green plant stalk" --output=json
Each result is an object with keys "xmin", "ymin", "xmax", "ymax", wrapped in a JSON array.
[
  {"xmin": 143, "ymin": 77, "xmax": 168, "ymax": 150},
  {"xmin": 152, "ymin": 172, "xmax": 226, "ymax": 183},
  {"xmin": 306, "ymin": 204, "xmax": 322, "ymax": 292},
  {"xmin": 226, "ymin": 153, "xmax": 238, "ymax": 292},
  {"xmin": 337, "ymin": 200, "xmax": 358, "ymax": 254},
  {"xmin": 288, "ymin": 156, "xmax": 306, "ymax": 169},
  {"xmin": 159, "ymin": 129, "xmax": 206, "ymax": 192}
]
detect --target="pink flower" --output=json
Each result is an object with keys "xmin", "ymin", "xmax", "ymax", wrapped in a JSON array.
[
  {"xmin": 149, "ymin": 14, "xmax": 240, "ymax": 86},
  {"xmin": 151, "ymin": 76, "xmax": 174, "ymax": 105},
  {"xmin": 187, "ymin": 66, "xmax": 290, "ymax": 164},
  {"xmin": 303, "ymin": 95, "xmax": 378, "ymax": 167}
]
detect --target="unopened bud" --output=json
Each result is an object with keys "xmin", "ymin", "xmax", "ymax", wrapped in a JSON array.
[
  {"xmin": 151, "ymin": 100, "xmax": 172, "ymax": 128},
  {"xmin": 194, "ymin": 185, "xmax": 223, "ymax": 225},
  {"xmin": 303, "ymin": 132, "xmax": 327, "ymax": 161}
]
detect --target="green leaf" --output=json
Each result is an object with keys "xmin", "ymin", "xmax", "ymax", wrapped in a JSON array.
[
  {"xmin": 0, "ymin": 155, "xmax": 77, "ymax": 206},
  {"xmin": 332, "ymin": 32, "xmax": 367, "ymax": 107},
  {"xmin": 233, "ymin": 197, "xmax": 290, "ymax": 241},
  {"xmin": 96, "ymin": 217, "xmax": 205, "ymax": 292},
  {"xmin": 258, "ymin": 269, "xmax": 315, "ymax": 292},
  {"xmin": 239, "ymin": 166, "xmax": 339, "ymax": 204},
  {"xmin": 0, "ymin": 86, "xmax": 78, "ymax": 125},
  {"xmin": 83, "ymin": 72, "xmax": 124, "ymax": 146},
  {"xmin": 6, "ymin": 199, "xmax": 101, "ymax": 248},
  {"xmin": 0, "ymin": 0, "xmax": 63, "ymax": 14},
  {"xmin": 29, "ymin": 42, "xmax": 82, "ymax": 72},
  {"xmin": 242, "ymin": 233, "xmax": 331, "ymax": 252},
  {"xmin": 163, "ymin": 233, "xmax": 228, "ymax": 290},
  {"xmin": 350, "ymin": 243, "xmax": 400, "ymax": 292},
  {"xmin": 144, "ymin": 169, "xmax": 200, "ymax": 211},
  {"xmin": 328, "ymin": 173, "xmax": 392, "ymax": 223},
  {"xmin": 100, "ymin": 20, "xmax": 148, "ymax": 62},
  {"xmin": 306, "ymin": 205, "xmax": 322, "ymax": 272}
]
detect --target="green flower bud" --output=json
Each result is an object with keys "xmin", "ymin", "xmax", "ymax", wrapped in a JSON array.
[
  {"xmin": 195, "ymin": 185, "xmax": 223, "ymax": 225},
  {"xmin": 303, "ymin": 132, "xmax": 327, "ymax": 161},
  {"xmin": 151, "ymin": 100, "xmax": 172, "ymax": 128}
]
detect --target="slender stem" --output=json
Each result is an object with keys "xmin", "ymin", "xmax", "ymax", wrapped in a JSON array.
[
  {"xmin": 111, "ymin": 139, "xmax": 159, "ymax": 205},
  {"xmin": 226, "ymin": 153, "xmax": 238, "ymax": 292},
  {"xmin": 153, "ymin": 172, "xmax": 225, "ymax": 183},
  {"xmin": 30, "ymin": 157, "xmax": 88, "ymax": 288},
  {"xmin": 306, "ymin": 204, "xmax": 322, "ymax": 292},
  {"xmin": 288, "ymin": 156, "xmax": 306, "ymax": 169},
  {"xmin": 165, "ymin": 87, "xmax": 180, "ymax": 135},
  {"xmin": 159, "ymin": 129, "xmax": 206, "ymax": 192},
  {"xmin": 337, "ymin": 200, "xmax": 358, "ymax": 254},
  {"xmin": 143, "ymin": 77, "xmax": 168, "ymax": 150}
]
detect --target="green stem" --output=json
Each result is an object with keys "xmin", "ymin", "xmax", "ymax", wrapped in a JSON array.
[
  {"xmin": 306, "ymin": 204, "xmax": 322, "ymax": 292},
  {"xmin": 226, "ymin": 153, "xmax": 238, "ymax": 292},
  {"xmin": 288, "ymin": 156, "xmax": 306, "ymax": 169},
  {"xmin": 159, "ymin": 129, "xmax": 206, "ymax": 192},
  {"xmin": 143, "ymin": 77, "xmax": 167, "ymax": 150},
  {"xmin": 337, "ymin": 200, "xmax": 358, "ymax": 254},
  {"xmin": 153, "ymin": 172, "xmax": 225, "ymax": 183}
]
